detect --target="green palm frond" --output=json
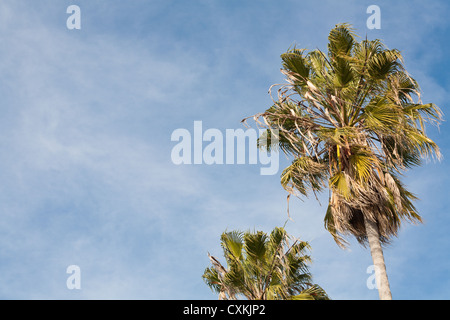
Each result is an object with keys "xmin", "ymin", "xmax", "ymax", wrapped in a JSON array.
[
  {"xmin": 330, "ymin": 171, "xmax": 351, "ymax": 200},
  {"xmin": 288, "ymin": 285, "xmax": 330, "ymax": 300},
  {"xmin": 348, "ymin": 145, "xmax": 377, "ymax": 183},
  {"xmin": 362, "ymin": 97, "xmax": 401, "ymax": 131},
  {"xmin": 281, "ymin": 48, "xmax": 310, "ymax": 86},
  {"xmin": 367, "ymin": 49, "xmax": 403, "ymax": 80},
  {"xmin": 221, "ymin": 230, "xmax": 244, "ymax": 262},
  {"xmin": 328, "ymin": 23, "xmax": 357, "ymax": 58},
  {"xmin": 281, "ymin": 156, "xmax": 328, "ymax": 196}
]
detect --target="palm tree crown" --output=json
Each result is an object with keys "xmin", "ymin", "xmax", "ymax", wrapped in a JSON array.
[
  {"xmin": 248, "ymin": 23, "xmax": 442, "ymax": 247},
  {"xmin": 203, "ymin": 227, "xmax": 329, "ymax": 300}
]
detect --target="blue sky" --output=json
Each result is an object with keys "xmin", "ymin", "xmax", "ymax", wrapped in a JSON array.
[{"xmin": 0, "ymin": 0, "xmax": 449, "ymax": 299}]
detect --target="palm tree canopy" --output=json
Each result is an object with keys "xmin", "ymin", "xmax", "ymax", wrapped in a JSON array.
[
  {"xmin": 247, "ymin": 24, "xmax": 443, "ymax": 247},
  {"xmin": 202, "ymin": 227, "xmax": 329, "ymax": 300}
]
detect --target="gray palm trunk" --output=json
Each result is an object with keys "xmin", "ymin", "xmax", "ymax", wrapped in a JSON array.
[{"xmin": 364, "ymin": 217, "xmax": 393, "ymax": 300}]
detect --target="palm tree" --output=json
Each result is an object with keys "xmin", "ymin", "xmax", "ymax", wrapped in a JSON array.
[
  {"xmin": 244, "ymin": 24, "xmax": 442, "ymax": 299},
  {"xmin": 202, "ymin": 227, "xmax": 329, "ymax": 300}
]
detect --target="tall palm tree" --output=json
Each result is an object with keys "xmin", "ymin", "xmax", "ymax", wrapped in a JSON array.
[
  {"xmin": 203, "ymin": 227, "xmax": 329, "ymax": 300},
  {"xmin": 244, "ymin": 24, "xmax": 442, "ymax": 299}
]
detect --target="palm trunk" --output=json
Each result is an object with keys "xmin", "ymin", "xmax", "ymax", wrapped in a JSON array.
[{"xmin": 364, "ymin": 216, "xmax": 392, "ymax": 300}]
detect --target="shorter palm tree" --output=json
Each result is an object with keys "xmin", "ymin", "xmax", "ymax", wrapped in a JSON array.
[{"xmin": 203, "ymin": 227, "xmax": 329, "ymax": 300}]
